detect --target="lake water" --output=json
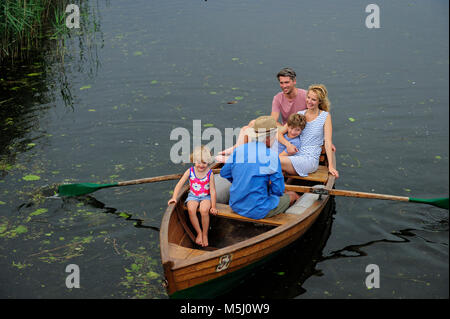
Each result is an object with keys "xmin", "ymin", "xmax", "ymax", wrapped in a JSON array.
[{"xmin": 0, "ymin": 0, "xmax": 448, "ymax": 299}]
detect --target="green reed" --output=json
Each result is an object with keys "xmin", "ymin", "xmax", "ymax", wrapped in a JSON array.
[{"xmin": 0, "ymin": 0, "xmax": 72, "ymax": 63}]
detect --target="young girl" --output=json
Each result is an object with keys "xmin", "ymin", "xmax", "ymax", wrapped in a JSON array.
[{"xmin": 168, "ymin": 145, "xmax": 218, "ymax": 247}]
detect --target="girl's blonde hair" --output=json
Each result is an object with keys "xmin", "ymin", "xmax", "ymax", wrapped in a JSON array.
[
  {"xmin": 190, "ymin": 145, "xmax": 213, "ymax": 164},
  {"xmin": 308, "ymin": 84, "xmax": 330, "ymax": 112}
]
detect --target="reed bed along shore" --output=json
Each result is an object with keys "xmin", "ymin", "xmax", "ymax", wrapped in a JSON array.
[{"xmin": 0, "ymin": 0, "xmax": 73, "ymax": 63}]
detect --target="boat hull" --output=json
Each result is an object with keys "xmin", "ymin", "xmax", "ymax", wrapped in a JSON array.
[
  {"xmin": 166, "ymin": 199, "xmax": 330, "ymax": 298},
  {"xmin": 160, "ymin": 151, "xmax": 336, "ymax": 298},
  {"xmin": 161, "ymin": 185, "xmax": 333, "ymax": 298}
]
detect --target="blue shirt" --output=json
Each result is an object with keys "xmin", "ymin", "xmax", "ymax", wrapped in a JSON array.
[
  {"xmin": 220, "ymin": 142, "xmax": 285, "ymax": 219},
  {"xmin": 277, "ymin": 133, "xmax": 301, "ymax": 154}
]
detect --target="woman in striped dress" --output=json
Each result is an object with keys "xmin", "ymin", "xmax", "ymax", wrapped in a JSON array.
[{"xmin": 278, "ymin": 84, "xmax": 339, "ymax": 178}]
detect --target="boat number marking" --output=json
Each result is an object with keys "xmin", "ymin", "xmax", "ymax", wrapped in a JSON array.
[{"xmin": 216, "ymin": 254, "xmax": 232, "ymax": 272}]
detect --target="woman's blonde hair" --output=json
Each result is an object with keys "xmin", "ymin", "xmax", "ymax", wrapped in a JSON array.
[
  {"xmin": 308, "ymin": 84, "xmax": 330, "ymax": 112},
  {"xmin": 190, "ymin": 145, "xmax": 213, "ymax": 164}
]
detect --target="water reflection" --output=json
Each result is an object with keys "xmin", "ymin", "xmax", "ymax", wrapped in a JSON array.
[
  {"xmin": 0, "ymin": 64, "xmax": 51, "ymax": 178},
  {"xmin": 52, "ymin": 0, "xmax": 106, "ymax": 108},
  {"xmin": 324, "ymin": 229, "xmax": 415, "ymax": 260},
  {"xmin": 63, "ymin": 194, "xmax": 160, "ymax": 232},
  {"xmin": 0, "ymin": 0, "xmax": 104, "ymax": 174}
]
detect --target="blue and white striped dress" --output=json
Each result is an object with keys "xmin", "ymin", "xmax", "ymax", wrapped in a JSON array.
[{"xmin": 288, "ymin": 110, "xmax": 328, "ymax": 176}]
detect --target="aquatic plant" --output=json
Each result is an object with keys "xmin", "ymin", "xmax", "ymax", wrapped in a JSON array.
[{"xmin": 0, "ymin": 0, "xmax": 91, "ymax": 63}]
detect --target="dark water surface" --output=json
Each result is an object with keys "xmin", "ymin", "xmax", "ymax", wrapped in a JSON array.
[{"xmin": 0, "ymin": 0, "xmax": 448, "ymax": 298}]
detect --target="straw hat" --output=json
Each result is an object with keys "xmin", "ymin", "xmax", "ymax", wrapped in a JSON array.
[{"xmin": 247, "ymin": 116, "xmax": 278, "ymax": 140}]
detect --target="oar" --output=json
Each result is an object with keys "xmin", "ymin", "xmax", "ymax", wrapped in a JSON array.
[
  {"xmin": 58, "ymin": 168, "xmax": 221, "ymax": 197},
  {"xmin": 284, "ymin": 185, "xmax": 449, "ymax": 210}
]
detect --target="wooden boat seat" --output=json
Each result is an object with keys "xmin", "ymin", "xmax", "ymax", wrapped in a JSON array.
[
  {"xmin": 183, "ymin": 203, "xmax": 297, "ymax": 226},
  {"xmin": 285, "ymin": 165, "xmax": 329, "ymax": 183},
  {"xmin": 168, "ymin": 243, "xmax": 207, "ymax": 259},
  {"xmin": 214, "ymin": 203, "xmax": 298, "ymax": 226}
]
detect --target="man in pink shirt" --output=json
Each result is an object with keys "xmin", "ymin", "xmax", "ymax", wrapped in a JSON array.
[{"xmin": 271, "ymin": 67, "xmax": 307, "ymax": 126}]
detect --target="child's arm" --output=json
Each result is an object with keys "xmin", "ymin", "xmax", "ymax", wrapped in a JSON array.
[
  {"xmin": 209, "ymin": 173, "xmax": 218, "ymax": 215},
  {"xmin": 168, "ymin": 169, "xmax": 190, "ymax": 205},
  {"xmin": 277, "ymin": 125, "xmax": 298, "ymax": 155}
]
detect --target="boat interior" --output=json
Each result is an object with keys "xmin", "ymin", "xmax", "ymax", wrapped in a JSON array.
[
  {"xmin": 166, "ymin": 147, "xmax": 331, "ymax": 255},
  {"xmin": 168, "ymin": 160, "xmax": 331, "ymax": 254}
]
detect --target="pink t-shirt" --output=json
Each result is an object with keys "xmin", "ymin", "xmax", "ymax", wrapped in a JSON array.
[{"xmin": 271, "ymin": 88, "xmax": 307, "ymax": 124}]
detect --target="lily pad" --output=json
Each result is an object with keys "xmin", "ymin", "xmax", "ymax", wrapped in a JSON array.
[
  {"xmin": 348, "ymin": 117, "xmax": 356, "ymax": 122},
  {"xmin": 14, "ymin": 225, "xmax": 28, "ymax": 234},
  {"xmin": 80, "ymin": 85, "xmax": 92, "ymax": 90},
  {"xmin": 146, "ymin": 271, "xmax": 159, "ymax": 279},
  {"xmin": 22, "ymin": 174, "xmax": 41, "ymax": 181},
  {"xmin": 0, "ymin": 223, "xmax": 7, "ymax": 233},
  {"xmin": 119, "ymin": 212, "xmax": 131, "ymax": 219},
  {"xmin": 30, "ymin": 208, "xmax": 48, "ymax": 216}
]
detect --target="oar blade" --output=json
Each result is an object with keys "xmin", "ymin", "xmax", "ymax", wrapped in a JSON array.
[
  {"xmin": 58, "ymin": 183, "xmax": 117, "ymax": 197},
  {"xmin": 409, "ymin": 197, "xmax": 449, "ymax": 210}
]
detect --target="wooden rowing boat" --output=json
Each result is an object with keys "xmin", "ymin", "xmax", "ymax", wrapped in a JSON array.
[{"xmin": 160, "ymin": 147, "xmax": 336, "ymax": 298}]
